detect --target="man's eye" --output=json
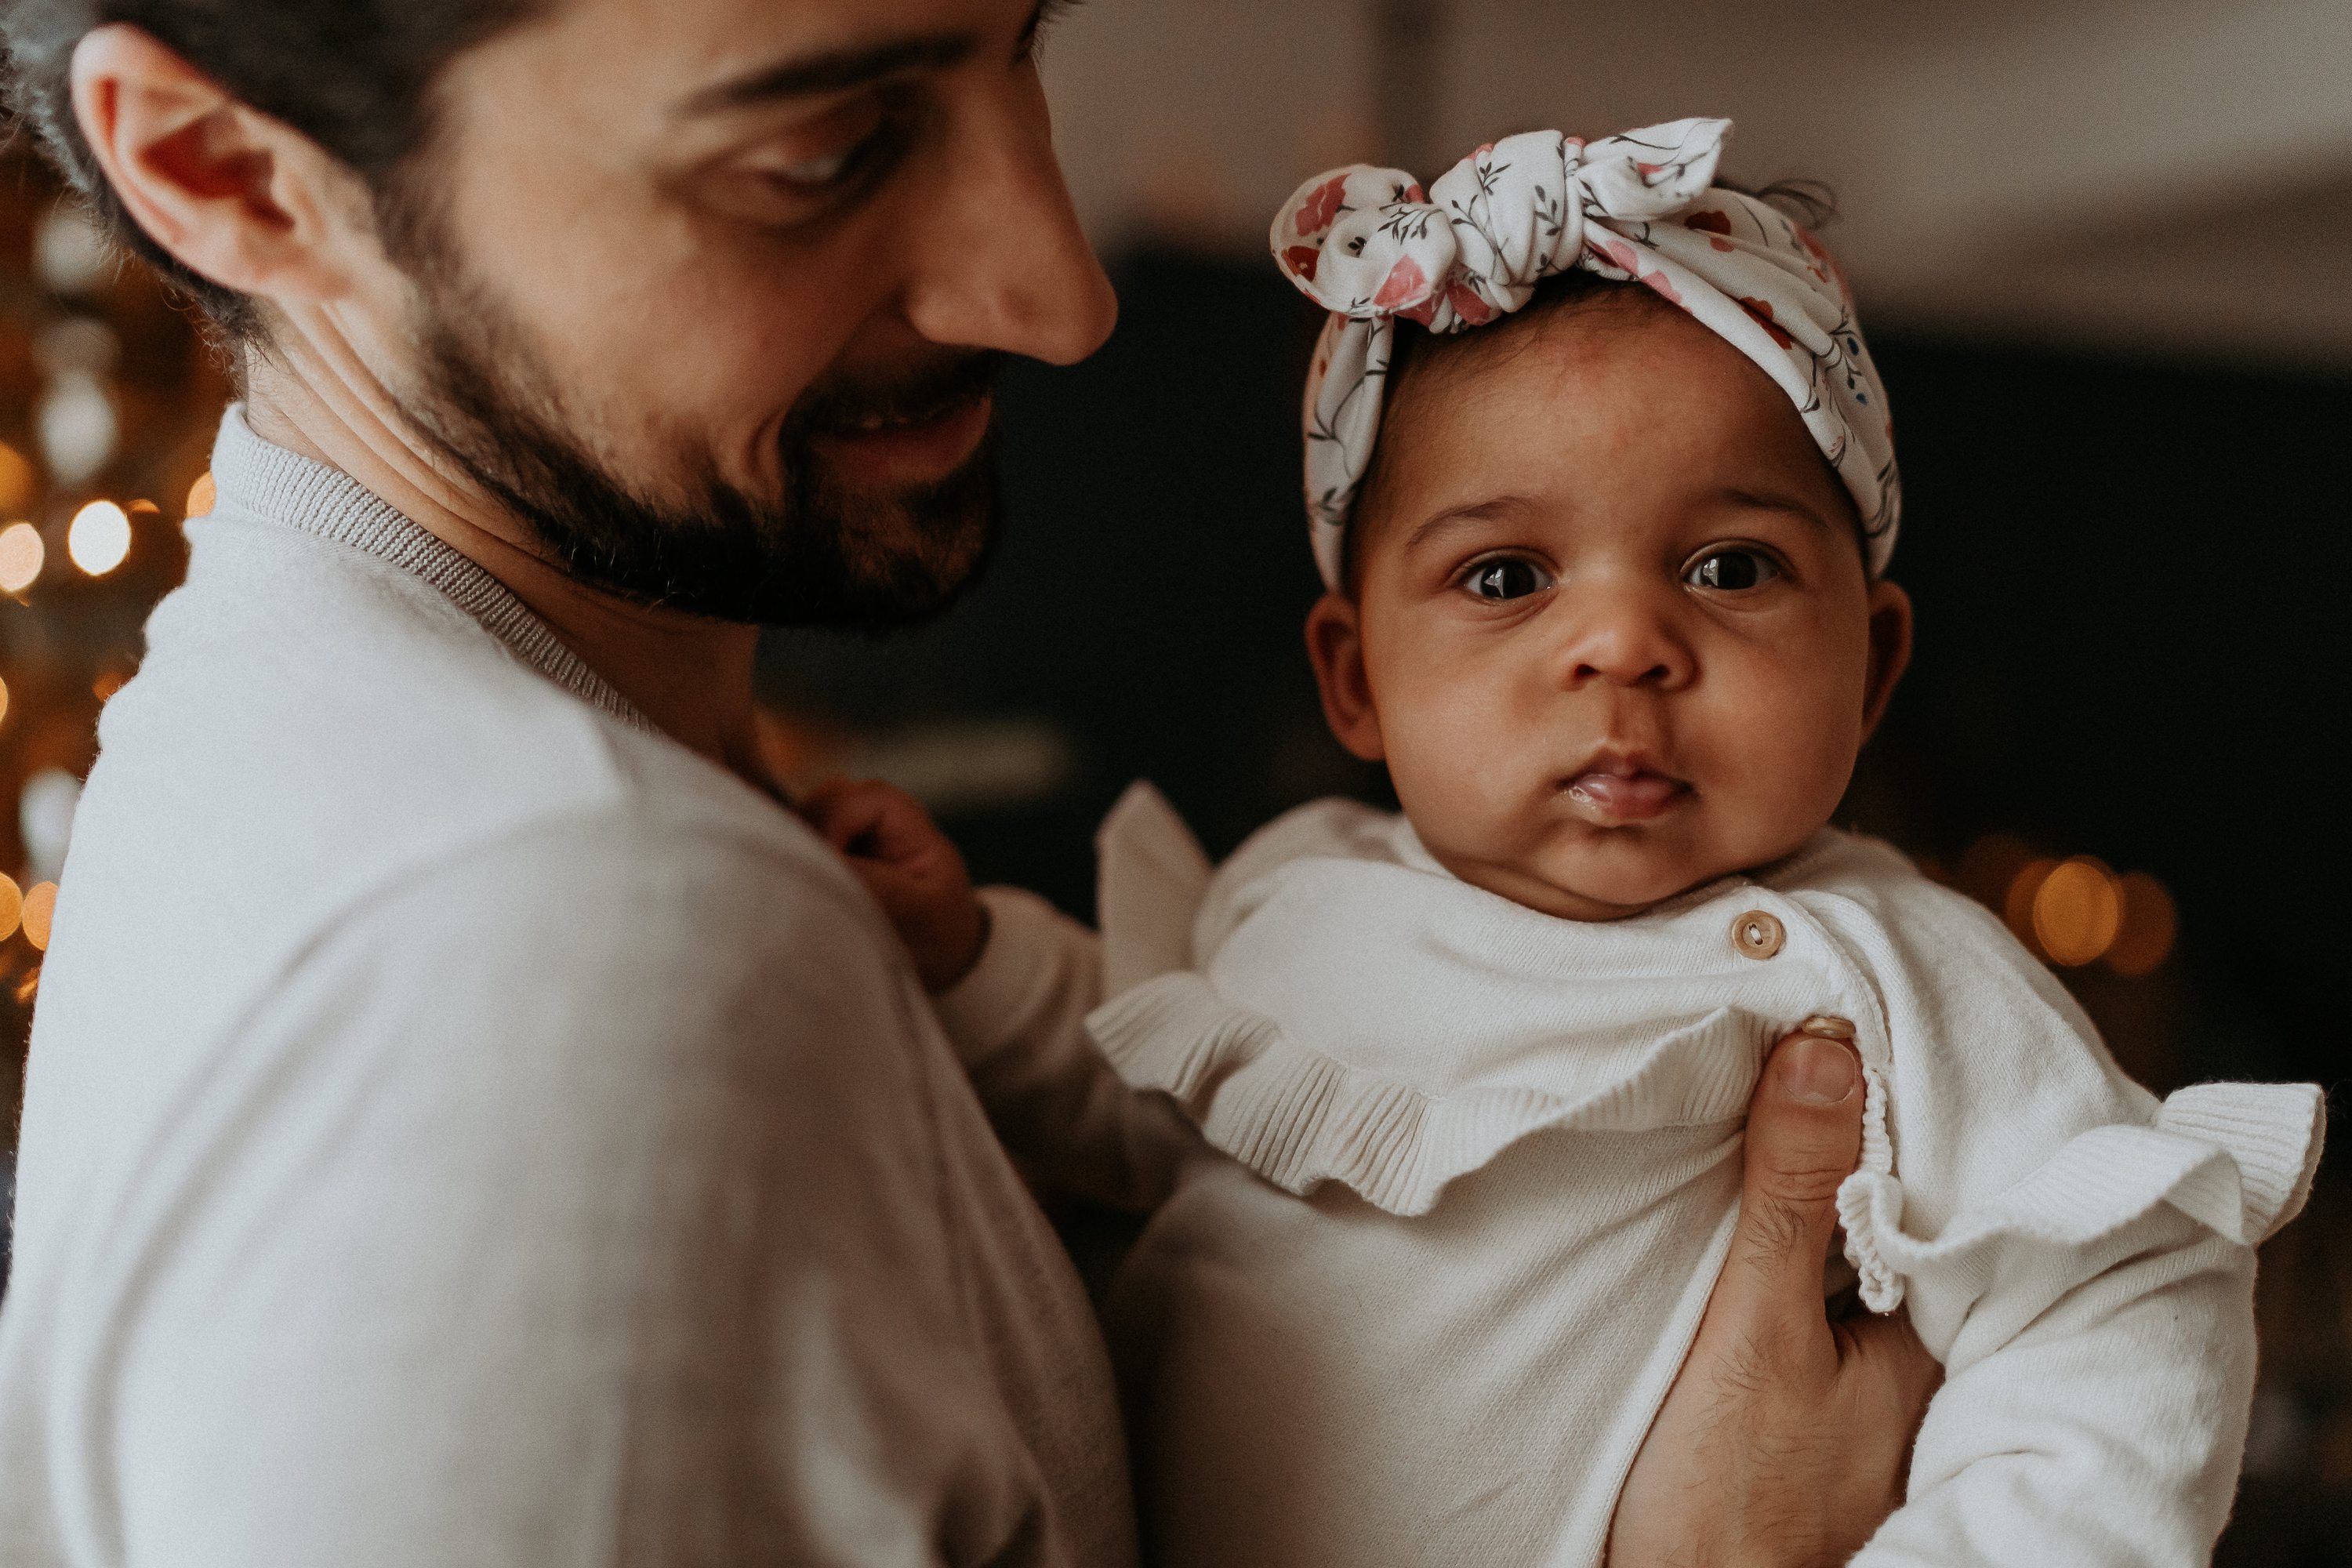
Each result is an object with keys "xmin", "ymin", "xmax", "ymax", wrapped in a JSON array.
[
  {"xmin": 765, "ymin": 125, "xmax": 894, "ymax": 194},
  {"xmin": 752, "ymin": 99, "xmax": 913, "ymax": 201},
  {"xmin": 1464, "ymin": 558, "xmax": 1553, "ymax": 601},
  {"xmin": 1684, "ymin": 550, "xmax": 1781, "ymax": 591},
  {"xmin": 773, "ymin": 148, "xmax": 855, "ymax": 187}
]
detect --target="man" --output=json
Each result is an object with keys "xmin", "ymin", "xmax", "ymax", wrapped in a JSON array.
[{"xmin": 0, "ymin": 2, "xmax": 1936, "ymax": 1563}]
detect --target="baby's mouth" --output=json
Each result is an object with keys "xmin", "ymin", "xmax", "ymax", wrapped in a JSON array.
[{"xmin": 1562, "ymin": 757, "xmax": 1691, "ymax": 824}]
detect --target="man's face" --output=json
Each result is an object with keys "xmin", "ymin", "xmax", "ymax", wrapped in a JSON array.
[{"xmin": 374, "ymin": 0, "xmax": 1114, "ymax": 628}]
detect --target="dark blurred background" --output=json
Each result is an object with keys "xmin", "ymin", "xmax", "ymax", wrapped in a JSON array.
[{"xmin": 4, "ymin": 0, "xmax": 2347, "ymax": 1558}]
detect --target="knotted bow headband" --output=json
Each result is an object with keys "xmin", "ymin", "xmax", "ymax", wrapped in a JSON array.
[{"xmin": 1271, "ymin": 117, "xmax": 1900, "ymax": 589}]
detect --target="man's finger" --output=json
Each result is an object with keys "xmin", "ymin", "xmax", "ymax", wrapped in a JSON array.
[{"xmin": 1714, "ymin": 1028, "xmax": 1865, "ymax": 1330}]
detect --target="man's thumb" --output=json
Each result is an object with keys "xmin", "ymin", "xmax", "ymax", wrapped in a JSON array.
[{"xmin": 1720, "ymin": 1026, "xmax": 1866, "ymax": 1316}]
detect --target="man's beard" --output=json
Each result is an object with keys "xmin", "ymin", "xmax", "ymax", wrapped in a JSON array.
[{"xmin": 396, "ymin": 266, "xmax": 1005, "ymax": 631}]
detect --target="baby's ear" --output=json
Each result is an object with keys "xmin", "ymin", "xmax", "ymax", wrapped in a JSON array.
[
  {"xmin": 1305, "ymin": 593, "xmax": 1386, "ymax": 762},
  {"xmin": 1860, "ymin": 579, "xmax": 1914, "ymax": 739}
]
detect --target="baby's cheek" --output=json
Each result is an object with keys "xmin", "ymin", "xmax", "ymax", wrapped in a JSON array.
[
  {"xmin": 1704, "ymin": 679, "xmax": 1862, "ymax": 856},
  {"xmin": 1382, "ymin": 682, "xmax": 1530, "ymax": 849}
]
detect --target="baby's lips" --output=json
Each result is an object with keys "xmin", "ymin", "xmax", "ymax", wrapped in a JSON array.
[{"xmin": 1563, "ymin": 769, "xmax": 1687, "ymax": 821}]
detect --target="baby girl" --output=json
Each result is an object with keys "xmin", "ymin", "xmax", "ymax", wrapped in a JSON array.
[{"xmin": 814, "ymin": 118, "xmax": 2325, "ymax": 1566}]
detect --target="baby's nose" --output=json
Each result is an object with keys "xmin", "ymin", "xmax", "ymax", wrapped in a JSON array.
[{"xmin": 1555, "ymin": 597, "xmax": 1695, "ymax": 690}]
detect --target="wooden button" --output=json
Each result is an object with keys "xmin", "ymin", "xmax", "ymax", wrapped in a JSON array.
[{"xmin": 1731, "ymin": 909, "xmax": 1786, "ymax": 960}]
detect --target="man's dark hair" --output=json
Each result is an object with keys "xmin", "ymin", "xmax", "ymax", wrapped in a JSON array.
[{"xmin": 0, "ymin": 1, "xmax": 546, "ymax": 341}]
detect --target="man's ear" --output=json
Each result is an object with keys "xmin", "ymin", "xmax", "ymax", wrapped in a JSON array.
[
  {"xmin": 1304, "ymin": 592, "xmax": 1385, "ymax": 762},
  {"xmin": 1860, "ymin": 579, "xmax": 1913, "ymax": 739},
  {"xmin": 69, "ymin": 24, "xmax": 366, "ymax": 307}
]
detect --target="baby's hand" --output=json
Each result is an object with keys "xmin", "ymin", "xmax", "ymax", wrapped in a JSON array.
[{"xmin": 801, "ymin": 779, "xmax": 989, "ymax": 993}]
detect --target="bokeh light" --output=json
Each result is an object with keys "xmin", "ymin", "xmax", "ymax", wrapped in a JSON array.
[
  {"xmin": 185, "ymin": 470, "xmax": 216, "ymax": 521},
  {"xmin": 2106, "ymin": 872, "xmax": 2179, "ymax": 977},
  {"xmin": 0, "ymin": 521, "xmax": 45, "ymax": 593},
  {"xmin": 0, "ymin": 874, "xmax": 20, "ymax": 943},
  {"xmin": 22, "ymin": 882, "xmax": 58, "ymax": 952},
  {"xmin": 2032, "ymin": 857, "xmax": 2125, "ymax": 967},
  {"xmin": 34, "ymin": 204, "xmax": 111, "ymax": 296},
  {"xmin": 1959, "ymin": 833, "xmax": 2034, "ymax": 908},
  {"xmin": 0, "ymin": 673, "xmax": 9, "ymax": 728},
  {"xmin": 39, "ymin": 372, "xmax": 118, "ymax": 484},
  {"xmin": 2004, "ymin": 857, "xmax": 2057, "ymax": 946},
  {"xmin": 0, "ymin": 441, "xmax": 32, "ymax": 515},
  {"xmin": 69, "ymin": 499, "xmax": 132, "ymax": 575}
]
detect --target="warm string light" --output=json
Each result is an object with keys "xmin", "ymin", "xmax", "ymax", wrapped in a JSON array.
[
  {"xmin": 68, "ymin": 499, "xmax": 132, "ymax": 575},
  {"xmin": 185, "ymin": 471, "xmax": 216, "ymax": 521},
  {"xmin": 2031, "ymin": 858, "xmax": 2124, "ymax": 966},
  {"xmin": 0, "ymin": 496, "xmax": 154, "ymax": 593},
  {"xmin": 0, "ymin": 874, "xmax": 20, "ymax": 944},
  {"xmin": 1974, "ymin": 841, "xmax": 2176, "ymax": 974},
  {"xmin": 2104, "ymin": 873, "xmax": 2178, "ymax": 978},
  {"xmin": 0, "ymin": 441, "xmax": 32, "ymax": 515},
  {"xmin": 0, "ymin": 521, "xmax": 43, "ymax": 593},
  {"xmin": 21, "ymin": 883, "xmax": 58, "ymax": 952}
]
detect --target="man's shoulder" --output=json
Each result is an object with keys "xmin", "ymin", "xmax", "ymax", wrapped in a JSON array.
[
  {"xmin": 93, "ymin": 510, "xmax": 769, "ymax": 902},
  {"xmin": 129, "ymin": 507, "xmax": 638, "ymax": 825},
  {"xmin": 55, "ymin": 508, "xmax": 887, "ymax": 1045}
]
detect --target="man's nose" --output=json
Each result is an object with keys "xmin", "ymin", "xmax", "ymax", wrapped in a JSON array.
[
  {"xmin": 900, "ymin": 77, "xmax": 1118, "ymax": 366},
  {"xmin": 1552, "ymin": 579, "xmax": 1696, "ymax": 691}
]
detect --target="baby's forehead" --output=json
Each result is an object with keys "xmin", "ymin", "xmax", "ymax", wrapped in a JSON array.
[{"xmin": 1369, "ymin": 293, "xmax": 1860, "ymax": 532}]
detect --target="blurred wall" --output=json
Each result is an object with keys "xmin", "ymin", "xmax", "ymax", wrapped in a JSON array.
[{"xmin": 1044, "ymin": 0, "xmax": 2352, "ymax": 365}]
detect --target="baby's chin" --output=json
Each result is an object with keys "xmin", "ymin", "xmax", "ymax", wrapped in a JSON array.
[{"xmin": 1425, "ymin": 829, "xmax": 1759, "ymax": 923}]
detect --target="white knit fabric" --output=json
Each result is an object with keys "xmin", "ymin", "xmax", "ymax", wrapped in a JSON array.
[
  {"xmin": 937, "ymin": 784, "xmax": 2324, "ymax": 1568},
  {"xmin": 0, "ymin": 412, "xmax": 1137, "ymax": 1568}
]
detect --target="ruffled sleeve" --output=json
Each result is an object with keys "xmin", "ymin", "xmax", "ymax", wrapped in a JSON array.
[
  {"xmin": 1838, "ymin": 1080, "xmax": 2325, "ymax": 1323},
  {"xmin": 1088, "ymin": 973, "xmax": 1762, "ymax": 1218}
]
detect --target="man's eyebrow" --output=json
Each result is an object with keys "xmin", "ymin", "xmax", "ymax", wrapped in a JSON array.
[{"xmin": 678, "ymin": 34, "xmax": 978, "ymax": 116}]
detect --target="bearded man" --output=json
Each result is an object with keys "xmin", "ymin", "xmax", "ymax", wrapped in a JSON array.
[{"xmin": 0, "ymin": 4, "xmax": 1935, "ymax": 1563}]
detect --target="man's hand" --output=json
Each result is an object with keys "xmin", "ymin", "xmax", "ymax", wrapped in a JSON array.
[
  {"xmin": 801, "ymin": 779, "xmax": 989, "ymax": 993},
  {"xmin": 1609, "ymin": 1029, "xmax": 1944, "ymax": 1567}
]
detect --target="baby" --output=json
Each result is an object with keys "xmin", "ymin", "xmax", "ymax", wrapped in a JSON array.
[{"xmin": 813, "ymin": 118, "xmax": 2325, "ymax": 1566}]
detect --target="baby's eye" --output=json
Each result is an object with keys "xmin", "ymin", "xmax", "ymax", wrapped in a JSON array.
[
  {"xmin": 1683, "ymin": 549, "xmax": 1782, "ymax": 592},
  {"xmin": 1463, "ymin": 557, "xmax": 1554, "ymax": 601}
]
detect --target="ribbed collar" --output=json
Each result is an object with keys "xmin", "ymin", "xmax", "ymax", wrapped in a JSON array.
[{"xmin": 207, "ymin": 407, "xmax": 653, "ymax": 733}]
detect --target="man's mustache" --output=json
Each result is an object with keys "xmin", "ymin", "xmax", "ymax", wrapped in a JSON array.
[{"xmin": 789, "ymin": 350, "xmax": 1007, "ymax": 439}]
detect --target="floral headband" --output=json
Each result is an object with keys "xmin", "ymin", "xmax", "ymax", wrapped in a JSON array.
[{"xmin": 1270, "ymin": 117, "xmax": 1900, "ymax": 588}]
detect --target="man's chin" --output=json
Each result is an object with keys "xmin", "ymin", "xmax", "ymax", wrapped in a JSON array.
[{"xmin": 757, "ymin": 446, "xmax": 1003, "ymax": 630}]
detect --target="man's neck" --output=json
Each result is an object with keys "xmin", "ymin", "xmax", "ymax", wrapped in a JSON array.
[{"xmin": 240, "ymin": 351, "xmax": 768, "ymax": 786}]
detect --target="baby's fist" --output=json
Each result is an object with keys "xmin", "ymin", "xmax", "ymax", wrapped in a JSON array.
[{"xmin": 801, "ymin": 778, "xmax": 988, "ymax": 993}]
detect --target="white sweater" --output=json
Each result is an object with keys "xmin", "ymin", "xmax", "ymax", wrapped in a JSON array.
[
  {"xmin": 936, "ymin": 785, "xmax": 2325, "ymax": 1568},
  {"xmin": 0, "ymin": 412, "xmax": 1137, "ymax": 1568}
]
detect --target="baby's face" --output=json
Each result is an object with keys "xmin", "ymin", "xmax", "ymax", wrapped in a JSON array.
[{"xmin": 1307, "ymin": 297, "xmax": 1912, "ymax": 920}]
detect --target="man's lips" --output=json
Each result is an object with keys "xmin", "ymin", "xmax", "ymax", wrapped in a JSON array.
[
  {"xmin": 1562, "ymin": 755, "xmax": 1691, "ymax": 824},
  {"xmin": 808, "ymin": 393, "xmax": 993, "ymax": 485}
]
